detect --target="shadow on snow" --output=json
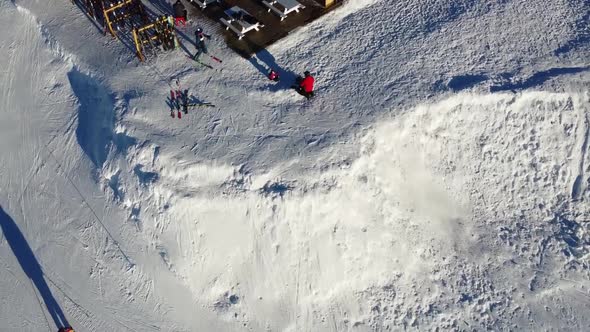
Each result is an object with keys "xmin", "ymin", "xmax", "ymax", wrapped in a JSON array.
[
  {"xmin": 68, "ymin": 68, "xmax": 115, "ymax": 168},
  {"xmin": 490, "ymin": 66, "xmax": 590, "ymax": 92},
  {"xmin": 0, "ymin": 206, "xmax": 70, "ymax": 329}
]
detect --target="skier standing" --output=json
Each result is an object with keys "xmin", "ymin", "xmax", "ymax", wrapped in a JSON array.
[
  {"xmin": 173, "ymin": 0, "xmax": 187, "ymax": 26},
  {"xmin": 193, "ymin": 28, "xmax": 211, "ymax": 60}
]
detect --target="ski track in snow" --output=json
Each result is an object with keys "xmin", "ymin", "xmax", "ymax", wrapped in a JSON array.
[
  {"xmin": 1, "ymin": 1, "xmax": 229, "ymax": 331},
  {"xmin": 1, "ymin": 0, "xmax": 590, "ymax": 331}
]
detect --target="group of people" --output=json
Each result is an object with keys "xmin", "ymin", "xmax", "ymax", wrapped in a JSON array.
[
  {"xmin": 172, "ymin": 1, "xmax": 209, "ymax": 60},
  {"xmin": 172, "ymin": 0, "xmax": 315, "ymax": 99}
]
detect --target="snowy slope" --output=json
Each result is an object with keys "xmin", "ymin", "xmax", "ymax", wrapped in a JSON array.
[{"xmin": 1, "ymin": 0, "xmax": 589, "ymax": 331}]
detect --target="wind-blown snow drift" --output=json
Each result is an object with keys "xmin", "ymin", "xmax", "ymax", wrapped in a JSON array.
[{"xmin": 100, "ymin": 90, "xmax": 590, "ymax": 330}]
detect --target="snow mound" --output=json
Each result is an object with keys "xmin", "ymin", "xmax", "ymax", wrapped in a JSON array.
[{"xmin": 93, "ymin": 90, "xmax": 590, "ymax": 330}]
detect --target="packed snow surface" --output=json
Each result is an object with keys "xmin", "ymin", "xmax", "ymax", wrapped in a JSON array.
[{"xmin": 1, "ymin": 0, "xmax": 589, "ymax": 331}]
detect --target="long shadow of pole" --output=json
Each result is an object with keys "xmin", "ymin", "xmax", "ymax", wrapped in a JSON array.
[{"xmin": 0, "ymin": 206, "xmax": 70, "ymax": 330}]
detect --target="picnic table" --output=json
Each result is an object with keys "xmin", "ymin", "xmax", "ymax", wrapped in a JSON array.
[
  {"xmin": 220, "ymin": 6, "xmax": 264, "ymax": 40},
  {"xmin": 262, "ymin": 0, "xmax": 305, "ymax": 21},
  {"xmin": 189, "ymin": 0, "xmax": 218, "ymax": 9}
]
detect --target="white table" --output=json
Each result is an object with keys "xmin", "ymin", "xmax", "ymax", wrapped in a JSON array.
[
  {"xmin": 262, "ymin": 0, "xmax": 305, "ymax": 21},
  {"xmin": 189, "ymin": 0, "xmax": 218, "ymax": 9},
  {"xmin": 220, "ymin": 6, "xmax": 264, "ymax": 40}
]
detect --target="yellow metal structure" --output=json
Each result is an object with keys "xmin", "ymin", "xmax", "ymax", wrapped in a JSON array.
[
  {"xmin": 71, "ymin": 0, "xmax": 175, "ymax": 62},
  {"xmin": 102, "ymin": 0, "xmax": 147, "ymax": 37},
  {"xmin": 132, "ymin": 16, "xmax": 177, "ymax": 62}
]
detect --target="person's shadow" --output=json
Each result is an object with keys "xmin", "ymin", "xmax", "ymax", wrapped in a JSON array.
[
  {"xmin": 248, "ymin": 48, "xmax": 298, "ymax": 92},
  {"xmin": 0, "ymin": 206, "xmax": 70, "ymax": 329}
]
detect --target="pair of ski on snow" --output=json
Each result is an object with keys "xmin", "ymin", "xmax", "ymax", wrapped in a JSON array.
[
  {"xmin": 187, "ymin": 54, "xmax": 222, "ymax": 69},
  {"xmin": 169, "ymin": 89, "xmax": 214, "ymax": 118}
]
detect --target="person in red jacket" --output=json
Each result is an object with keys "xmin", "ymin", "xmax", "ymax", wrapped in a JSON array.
[
  {"xmin": 297, "ymin": 71, "xmax": 315, "ymax": 99},
  {"xmin": 173, "ymin": 0, "xmax": 187, "ymax": 26},
  {"xmin": 58, "ymin": 327, "xmax": 75, "ymax": 332}
]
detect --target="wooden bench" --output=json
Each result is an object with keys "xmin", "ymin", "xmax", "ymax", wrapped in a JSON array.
[
  {"xmin": 220, "ymin": 18, "xmax": 245, "ymax": 39},
  {"xmin": 262, "ymin": 0, "xmax": 305, "ymax": 21},
  {"xmin": 189, "ymin": 0, "xmax": 218, "ymax": 10},
  {"xmin": 220, "ymin": 6, "xmax": 264, "ymax": 40}
]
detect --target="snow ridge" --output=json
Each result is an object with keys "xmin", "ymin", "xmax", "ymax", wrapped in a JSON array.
[
  {"xmin": 15, "ymin": 3, "xmax": 77, "ymax": 66},
  {"xmin": 91, "ymin": 90, "xmax": 590, "ymax": 330},
  {"xmin": 571, "ymin": 92, "xmax": 590, "ymax": 200}
]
